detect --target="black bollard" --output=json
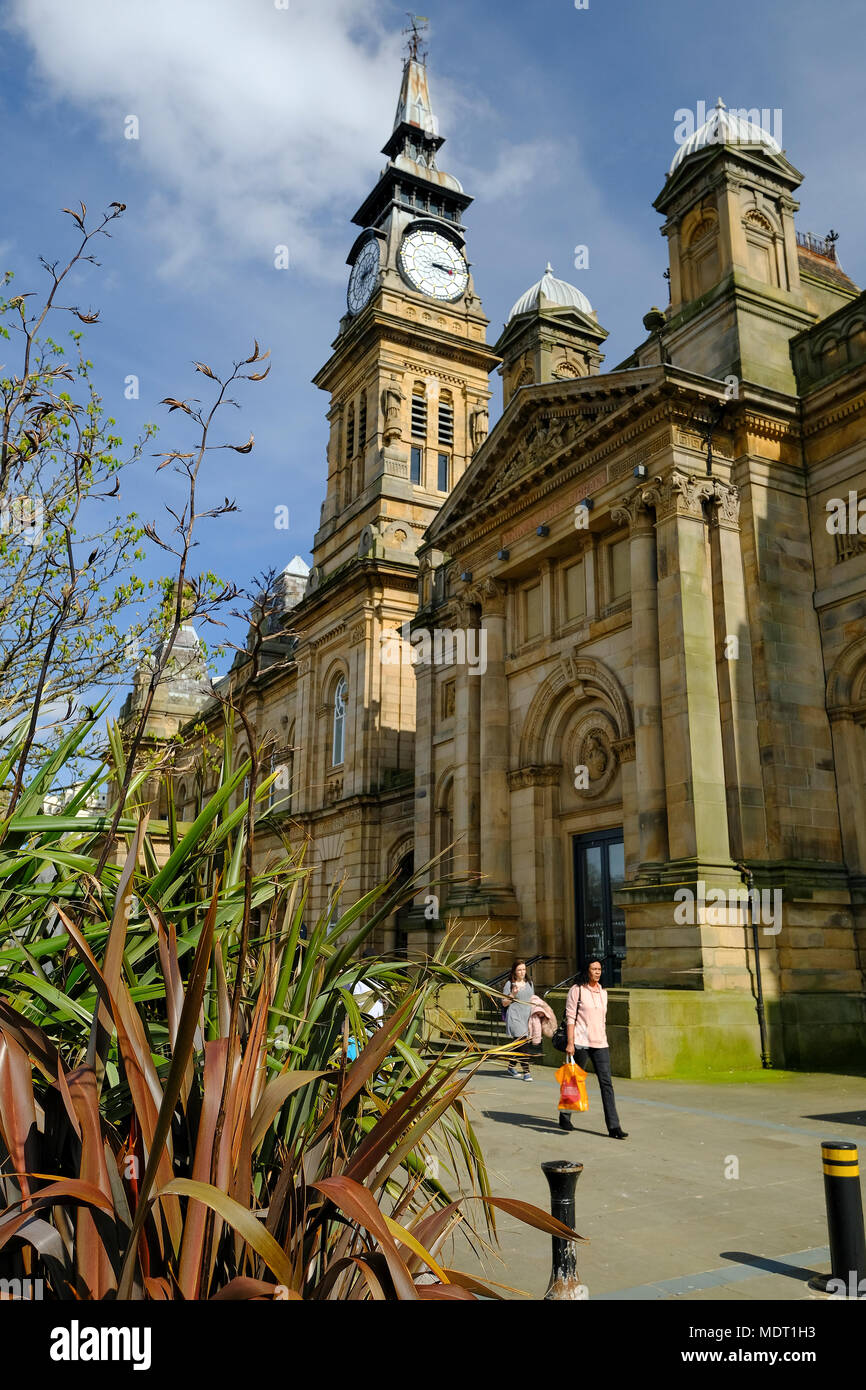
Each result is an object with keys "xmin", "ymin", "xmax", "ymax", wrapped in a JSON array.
[
  {"xmin": 809, "ymin": 1141, "xmax": 866, "ymax": 1295},
  {"xmin": 541, "ymin": 1159, "xmax": 586, "ymax": 1300}
]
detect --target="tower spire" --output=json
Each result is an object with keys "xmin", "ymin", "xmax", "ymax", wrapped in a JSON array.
[{"xmin": 392, "ymin": 20, "xmax": 438, "ymax": 140}]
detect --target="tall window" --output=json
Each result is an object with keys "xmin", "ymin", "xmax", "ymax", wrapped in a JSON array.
[
  {"xmin": 358, "ymin": 392, "xmax": 367, "ymax": 448},
  {"xmin": 609, "ymin": 539, "xmax": 630, "ymax": 603},
  {"xmin": 285, "ymin": 726, "xmax": 295, "ymax": 812},
  {"xmin": 437, "ymin": 452, "xmax": 450, "ymax": 492},
  {"xmin": 439, "ymin": 780, "xmax": 454, "ymax": 887},
  {"xmin": 410, "ymin": 446, "xmax": 422, "ymax": 485},
  {"xmin": 411, "ymin": 386, "xmax": 427, "ymax": 439},
  {"xmin": 437, "ymin": 393, "xmax": 454, "ymax": 446},
  {"xmin": 332, "ymin": 677, "xmax": 346, "ymax": 766},
  {"xmin": 565, "ymin": 559, "xmax": 586, "ymax": 621}
]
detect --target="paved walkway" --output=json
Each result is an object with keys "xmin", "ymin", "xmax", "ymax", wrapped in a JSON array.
[{"xmin": 439, "ymin": 1063, "xmax": 866, "ymax": 1300}]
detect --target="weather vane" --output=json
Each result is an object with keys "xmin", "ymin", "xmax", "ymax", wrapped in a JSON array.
[{"xmin": 403, "ymin": 13, "xmax": 429, "ymax": 62}]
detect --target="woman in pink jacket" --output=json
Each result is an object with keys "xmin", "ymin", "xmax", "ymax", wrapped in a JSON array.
[{"xmin": 561, "ymin": 959, "xmax": 628, "ymax": 1139}]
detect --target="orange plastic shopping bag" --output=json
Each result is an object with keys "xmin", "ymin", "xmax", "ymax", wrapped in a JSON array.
[{"xmin": 556, "ymin": 1061, "xmax": 588, "ymax": 1112}]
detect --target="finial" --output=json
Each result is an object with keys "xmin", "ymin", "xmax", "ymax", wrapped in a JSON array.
[
  {"xmin": 403, "ymin": 13, "xmax": 429, "ymax": 63},
  {"xmin": 715, "ymin": 97, "xmax": 726, "ymax": 110},
  {"xmin": 545, "ymin": 261, "xmax": 554, "ymax": 276}
]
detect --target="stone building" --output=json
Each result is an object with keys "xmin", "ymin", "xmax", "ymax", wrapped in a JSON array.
[
  {"xmin": 130, "ymin": 65, "xmax": 866, "ymax": 1073},
  {"xmin": 412, "ymin": 98, "xmax": 866, "ymax": 1073}
]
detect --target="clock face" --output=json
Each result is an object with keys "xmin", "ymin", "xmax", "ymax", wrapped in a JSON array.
[
  {"xmin": 347, "ymin": 239, "xmax": 380, "ymax": 315},
  {"xmin": 399, "ymin": 229, "xmax": 468, "ymax": 301}
]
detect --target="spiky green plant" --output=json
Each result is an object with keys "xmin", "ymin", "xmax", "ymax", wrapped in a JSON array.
[{"xmin": 0, "ymin": 712, "xmax": 584, "ymax": 1299}]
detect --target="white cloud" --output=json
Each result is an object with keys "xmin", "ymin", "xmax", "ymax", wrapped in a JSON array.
[
  {"xmin": 8, "ymin": 0, "xmax": 406, "ymax": 284},
  {"xmin": 467, "ymin": 140, "xmax": 559, "ymax": 202}
]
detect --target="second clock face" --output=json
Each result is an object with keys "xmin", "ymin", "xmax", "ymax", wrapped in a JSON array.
[
  {"xmin": 399, "ymin": 229, "xmax": 468, "ymax": 302},
  {"xmin": 347, "ymin": 239, "xmax": 381, "ymax": 315}
]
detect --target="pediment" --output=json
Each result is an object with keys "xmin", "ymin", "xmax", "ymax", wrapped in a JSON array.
[{"xmin": 425, "ymin": 366, "xmax": 664, "ymax": 543}]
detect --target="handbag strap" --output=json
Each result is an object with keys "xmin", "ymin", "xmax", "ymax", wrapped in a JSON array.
[{"xmin": 562, "ymin": 985, "xmax": 581, "ymax": 1047}]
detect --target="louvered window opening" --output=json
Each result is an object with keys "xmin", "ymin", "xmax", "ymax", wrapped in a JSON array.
[
  {"xmin": 438, "ymin": 402, "xmax": 454, "ymax": 446},
  {"xmin": 411, "ymin": 393, "xmax": 427, "ymax": 438},
  {"xmin": 345, "ymin": 407, "xmax": 355, "ymax": 462}
]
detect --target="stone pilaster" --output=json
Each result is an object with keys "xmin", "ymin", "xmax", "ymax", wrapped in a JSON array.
[
  {"xmin": 707, "ymin": 481, "xmax": 768, "ymax": 861},
  {"xmin": 474, "ymin": 578, "xmax": 515, "ymax": 899},
  {"xmin": 641, "ymin": 468, "xmax": 732, "ymax": 867},
  {"xmin": 293, "ymin": 650, "xmax": 314, "ymax": 815},
  {"xmin": 611, "ymin": 489, "xmax": 668, "ymax": 868}
]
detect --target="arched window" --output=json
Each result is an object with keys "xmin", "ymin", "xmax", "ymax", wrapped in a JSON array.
[
  {"xmin": 332, "ymin": 677, "xmax": 346, "ymax": 766},
  {"xmin": 684, "ymin": 213, "xmax": 720, "ymax": 299},
  {"xmin": 742, "ymin": 209, "xmax": 781, "ymax": 288}
]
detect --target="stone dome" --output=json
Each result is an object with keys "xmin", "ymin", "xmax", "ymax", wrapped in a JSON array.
[
  {"xmin": 508, "ymin": 263, "xmax": 593, "ymax": 322},
  {"xmin": 669, "ymin": 99, "xmax": 782, "ymax": 175}
]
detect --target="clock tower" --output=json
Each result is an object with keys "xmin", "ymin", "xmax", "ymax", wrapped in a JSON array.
[
  {"xmin": 311, "ymin": 34, "xmax": 499, "ymax": 574},
  {"xmin": 290, "ymin": 32, "xmax": 499, "ymax": 934}
]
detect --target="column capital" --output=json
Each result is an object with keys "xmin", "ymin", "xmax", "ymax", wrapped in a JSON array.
[
  {"xmin": 710, "ymin": 479, "xmax": 741, "ymax": 529},
  {"xmin": 508, "ymin": 764, "xmax": 561, "ymax": 790},
  {"xmin": 468, "ymin": 576, "xmax": 508, "ymax": 617},
  {"xmin": 642, "ymin": 468, "xmax": 715, "ymax": 521},
  {"xmin": 611, "ymin": 487, "xmax": 654, "ymax": 533},
  {"xmin": 455, "ymin": 587, "xmax": 481, "ymax": 627}
]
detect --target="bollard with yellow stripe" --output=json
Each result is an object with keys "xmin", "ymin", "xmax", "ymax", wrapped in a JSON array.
[
  {"xmin": 823, "ymin": 1144, "xmax": 860, "ymax": 1178},
  {"xmin": 810, "ymin": 1140, "xmax": 866, "ymax": 1294}
]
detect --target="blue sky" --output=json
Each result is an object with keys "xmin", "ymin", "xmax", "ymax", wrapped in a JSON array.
[{"xmin": 2, "ymin": 0, "xmax": 864, "ymax": 678}]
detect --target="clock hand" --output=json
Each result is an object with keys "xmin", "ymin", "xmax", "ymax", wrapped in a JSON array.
[{"xmin": 431, "ymin": 262, "xmax": 454, "ymax": 274}]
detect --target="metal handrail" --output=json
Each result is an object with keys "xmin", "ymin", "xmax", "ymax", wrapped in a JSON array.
[
  {"xmin": 542, "ymin": 971, "xmax": 580, "ymax": 999},
  {"xmin": 483, "ymin": 954, "xmax": 549, "ymax": 993}
]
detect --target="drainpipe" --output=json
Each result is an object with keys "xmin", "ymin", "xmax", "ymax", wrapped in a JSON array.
[{"xmin": 738, "ymin": 863, "xmax": 772, "ymax": 1069}]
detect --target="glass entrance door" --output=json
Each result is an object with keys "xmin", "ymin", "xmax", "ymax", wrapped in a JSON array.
[{"xmin": 573, "ymin": 829, "xmax": 625, "ymax": 985}]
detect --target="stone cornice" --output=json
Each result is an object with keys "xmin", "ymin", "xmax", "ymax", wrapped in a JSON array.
[{"xmin": 802, "ymin": 388, "xmax": 866, "ymax": 438}]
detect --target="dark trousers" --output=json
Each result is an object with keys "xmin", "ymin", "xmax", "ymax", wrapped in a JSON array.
[{"xmin": 573, "ymin": 1047, "xmax": 620, "ymax": 1132}]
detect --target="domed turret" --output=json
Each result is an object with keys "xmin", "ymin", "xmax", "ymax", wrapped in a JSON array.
[
  {"xmin": 508, "ymin": 263, "xmax": 594, "ymax": 322},
  {"xmin": 496, "ymin": 263, "xmax": 606, "ymax": 408},
  {"xmin": 668, "ymin": 99, "xmax": 781, "ymax": 176}
]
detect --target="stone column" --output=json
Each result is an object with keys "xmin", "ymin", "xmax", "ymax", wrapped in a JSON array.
[
  {"xmin": 612, "ymin": 490, "xmax": 668, "ymax": 867},
  {"xmin": 642, "ymin": 469, "xmax": 732, "ymax": 865},
  {"xmin": 708, "ymin": 481, "xmax": 768, "ymax": 861},
  {"xmin": 453, "ymin": 595, "xmax": 481, "ymax": 891},
  {"xmin": 476, "ymin": 578, "xmax": 512, "ymax": 894}
]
